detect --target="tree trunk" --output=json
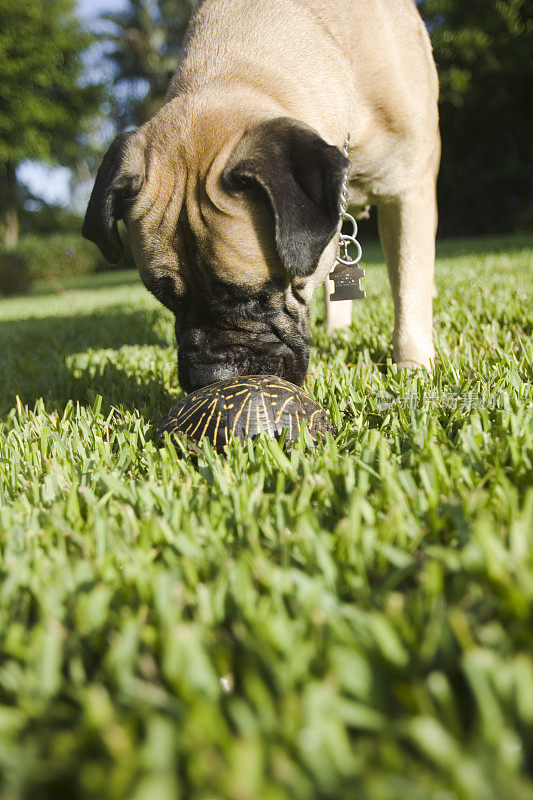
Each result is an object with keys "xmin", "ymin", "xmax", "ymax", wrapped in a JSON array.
[{"xmin": 0, "ymin": 163, "xmax": 19, "ymax": 247}]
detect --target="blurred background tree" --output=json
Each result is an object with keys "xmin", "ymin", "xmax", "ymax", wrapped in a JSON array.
[
  {"xmin": 101, "ymin": 0, "xmax": 194, "ymax": 128},
  {"xmin": 0, "ymin": 0, "xmax": 104, "ymax": 246},
  {"xmin": 419, "ymin": 0, "xmax": 532, "ymax": 235}
]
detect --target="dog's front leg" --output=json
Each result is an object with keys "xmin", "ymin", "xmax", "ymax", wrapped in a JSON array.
[
  {"xmin": 324, "ymin": 286, "xmax": 353, "ymax": 332},
  {"xmin": 377, "ymin": 175, "xmax": 437, "ymax": 369}
]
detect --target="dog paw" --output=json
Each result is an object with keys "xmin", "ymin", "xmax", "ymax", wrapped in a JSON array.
[
  {"xmin": 393, "ymin": 333, "xmax": 435, "ymax": 371},
  {"xmin": 395, "ymin": 358, "xmax": 434, "ymax": 372},
  {"xmin": 393, "ymin": 345, "xmax": 435, "ymax": 372}
]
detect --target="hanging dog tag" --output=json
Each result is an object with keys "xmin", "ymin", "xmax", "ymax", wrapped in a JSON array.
[
  {"xmin": 330, "ymin": 263, "xmax": 366, "ymax": 301},
  {"xmin": 330, "ymin": 212, "xmax": 366, "ymax": 301}
]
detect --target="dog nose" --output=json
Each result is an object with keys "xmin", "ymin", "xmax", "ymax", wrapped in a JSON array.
[{"xmin": 187, "ymin": 364, "xmax": 239, "ymax": 390}]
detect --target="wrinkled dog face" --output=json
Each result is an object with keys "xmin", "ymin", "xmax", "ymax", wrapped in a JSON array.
[{"xmin": 83, "ymin": 111, "xmax": 348, "ymax": 392}]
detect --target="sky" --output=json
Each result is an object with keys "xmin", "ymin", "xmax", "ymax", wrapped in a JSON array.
[
  {"xmin": 77, "ymin": 0, "xmax": 126, "ymax": 17},
  {"xmin": 18, "ymin": 0, "xmax": 127, "ymax": 207}
]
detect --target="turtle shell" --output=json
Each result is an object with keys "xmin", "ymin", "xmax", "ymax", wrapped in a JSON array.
[{"xmin": 158, "ymin": 375, "xmax": 332, "ymax": 452}]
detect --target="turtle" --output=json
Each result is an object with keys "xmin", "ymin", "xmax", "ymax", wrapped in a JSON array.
[{"xmin": 158, "ymin": 375, "xmax": 332, "ymax": 452}]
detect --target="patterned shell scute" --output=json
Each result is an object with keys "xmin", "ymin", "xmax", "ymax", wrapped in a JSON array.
[{"xmin": 158, "ymin": 375, "xmax": 331, "ymax": 451}]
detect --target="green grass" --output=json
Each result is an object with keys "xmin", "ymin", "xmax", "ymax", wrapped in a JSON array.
[{"xmin": 0, "ymin": 232, "xmax": 532, "ymax": 800}]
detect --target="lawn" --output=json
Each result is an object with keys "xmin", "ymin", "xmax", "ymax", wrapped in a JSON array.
[{"xmin": 0, "ymin": 233, "xmax": 532, "ymax": 800}]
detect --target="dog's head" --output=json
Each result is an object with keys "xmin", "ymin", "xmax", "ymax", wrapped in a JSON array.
[{"xmin": 83, "ymin": 107, "xmax": 348, "ymax": 392}]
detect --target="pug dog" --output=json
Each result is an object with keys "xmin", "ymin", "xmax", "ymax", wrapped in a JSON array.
[{"xmin": 83, "ymin": 0, "xmax": 440, "ymax": 392}]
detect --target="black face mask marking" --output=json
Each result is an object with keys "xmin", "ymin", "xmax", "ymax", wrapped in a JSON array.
[{"xmin": 176, "ymin": 276, "xmax": 310, "ymax": 392}]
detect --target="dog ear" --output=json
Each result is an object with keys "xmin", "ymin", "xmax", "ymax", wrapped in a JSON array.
[
  {"xmin": 82, "ymin": 131, "xmax": 142, "ymax": 264},
  {"xmin": 222, "ymin": 118, "xmax": 349, "ymax": 277}
]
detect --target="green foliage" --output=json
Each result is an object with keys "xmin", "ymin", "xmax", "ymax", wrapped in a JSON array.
[
  {"xmin": 0, "ymin": 234, "xmax": 135, "ymax": 296},
  {"xmin": 102, "ymin": 0, "xmax": 195, "ymax": 127},
  {"xmin": 419, "ymin": 0, "xmax": 532, "ymax": 234},
  {"xmin": 19, "ymin": 201, "xmax": 86, "ymax": 238},
  {"xmin": 0, "ymin": 0, "xmax": 103, "ymax": 167},
  {"xmin": 0, "ymin": 249, "xmax": 31, "ymax": 296},
  {"xmin": 0, "ymin": 235, "xmax": 532, "ymax": 798}
]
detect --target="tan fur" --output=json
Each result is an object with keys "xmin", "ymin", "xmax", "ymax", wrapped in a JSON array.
[{"xmin": 124, "ymin": 0, "xmax": 440, "ymax": 368}]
